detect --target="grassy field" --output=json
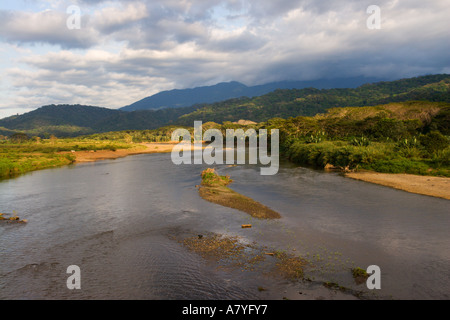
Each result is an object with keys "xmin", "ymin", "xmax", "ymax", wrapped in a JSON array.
[{"xmin": 0, "ymin": 138, "xmax": 133, "ymax": 179}]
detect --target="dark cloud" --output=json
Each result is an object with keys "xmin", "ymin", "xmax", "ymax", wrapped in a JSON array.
[{"xmin": 0, "ymin": 0, "xmax": 449, "ymax": 117}]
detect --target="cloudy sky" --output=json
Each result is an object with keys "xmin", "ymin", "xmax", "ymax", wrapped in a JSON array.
[{"xmin": 0, "ymin": 0, "xmax": 449, "ymax": 118}]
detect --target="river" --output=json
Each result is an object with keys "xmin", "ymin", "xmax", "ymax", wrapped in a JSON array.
[{"xmin": 0, "ymin": 153, "xmax": 449, "ymax": 299}]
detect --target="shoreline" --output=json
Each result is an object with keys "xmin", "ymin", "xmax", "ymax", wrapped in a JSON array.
[
  {"xmin": 345, "ymin": 171, "xmax": 450, "ymax": 200},
  {"xmin": 70, "ymin": 142, "xmax": 211, "ymax": 163},
  {"xmin": 39, "ymin": 144, "xmax": 450, "ymax": 201},
  {"xmin": 70, "ymin": 142, "xmax": 177, "ymax": 163}
]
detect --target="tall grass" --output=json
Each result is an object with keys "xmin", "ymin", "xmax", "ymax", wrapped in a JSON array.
[{"xmin": 285, "ymin": 139, "xmax": 450, "ymax": 176}]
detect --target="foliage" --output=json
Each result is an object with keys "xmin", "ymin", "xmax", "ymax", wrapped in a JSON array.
[
  {"xmin": 283, "ymin": 139, "xmax": 449, "ymax": 176},
  {"xmin": 201, "ymin": 168, "xmax": 232, "ymax": 187},
  {"xmin": 0, "ymin": 137, "xmax": 134, "ymax": 179},
  {"xmin": 350, "ymin": 136, "xmax": 370, "ymax": 147},
  {"xmin": 351, "ymin": 267, "xmax": 368, "ymax": 279},
  {"xmin": 1, "ymin": 75, "xmax": 449, "ymax": 138},
  {"xmin": 9, "ymin": 133, "xmax": 30, "ymax": 143},
  {"xmin": 419, "ymin": 131, "xmax": 449, "ymax": 154},
  {"xmin": 0, "ymin": 104, "xmax": 200, "ymax": 138},
  {"xmin": 177, "ymin": 75, "xmax": 450, "ymax": 125}
]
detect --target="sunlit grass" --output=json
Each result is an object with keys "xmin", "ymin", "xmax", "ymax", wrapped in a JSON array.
[{"xmin": 0, "ymin": 138, "xmax": 134, "ymax": 179}]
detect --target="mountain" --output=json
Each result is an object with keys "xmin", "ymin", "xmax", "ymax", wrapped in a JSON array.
[
  {"xmin": 0, "ymin": 104, "xmax": 199, "ymax": 137},
  {"xmin": 0, "ymin": 104, "xmax": 120, "ymax": 130},
  {"xmin": 121, "ymin": 77, "xmax": 382, "ymax": 111},
  {"xmin": 176, "ymin": 74, "xmax": 450, "ymax": 125},
  {"xmin": 1, "ymin": 74, "xmax": 449, "ymax": 137},
  {"xmin": 0, "ymin": 126, "xmax": 17, "ymax": 137}
]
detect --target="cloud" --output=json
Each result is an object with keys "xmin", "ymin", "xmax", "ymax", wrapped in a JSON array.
[
  {"xmin": 92, "ymin": 2, "xmax": 149, "ymax": 34},
  {"xmin": 0, "ymin": 0, "xmax": 449, "ymax": 118},
  {"xmin": 0, "ymin": 9, "xmax": 98, "ymax": 49}
]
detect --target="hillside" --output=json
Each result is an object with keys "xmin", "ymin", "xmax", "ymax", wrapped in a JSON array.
[
  {"xmin": 92, "ymin": 101, "xmax": 450, "ymax": 143},
  {"xmin": 121, "ymin": 77, "xmax": 381, "ymax": 111},
  {"xmin": 263, "ymin": 101, "xmax": 450, "ymax": 139},
  {"xmin": 1, "ymin": 74, "xmax": 449, "ymax": 137},
  {"xmin": 0, "ymin": 127, "xmax": 17, "ymax": 137},
  {"xmin": 0, "ymin": 104, "xmax": 199, "ymax": 137},
  {"xmin": 176, "ymin": 74, "xmax": 450, "ymax": 125}
]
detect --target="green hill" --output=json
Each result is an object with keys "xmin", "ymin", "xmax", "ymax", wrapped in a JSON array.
[
  {"xmin": 0, "ymin": 74, "xmax": 449, "ymax": 137},
  {"xmin": 0, "ymin": 104, "xmax": 198, "ymax": 137},
  {"xmin": 176, "ymin": 74, "xmax": 450, "ymax": 125}
]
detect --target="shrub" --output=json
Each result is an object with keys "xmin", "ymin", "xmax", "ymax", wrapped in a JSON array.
[
  {"xmin": 350, "ymin": 136, "xmax": 370, "ymax": 147},
  {"xmin": 420, "ymin": 131, "xmax": 449, "ymax": 154},
  {"xmin": 395, "ymin": 137, "xmax": 422, "ymax": 158},
  {"xmin": 305, "ymin": 131, "xmax": 326, "ymax": 144},
  {"xmin": 64, "ymin": 153, "xmax": 76, "ymax": 163},
  {"xmin": 369, "ymin": 118, "xmax": 410, "ymax": 140},
  {"xmin": 9, "ymin": 133, "xmax": 30, "ymax": 143},
  {"xmin": 432, "ymin": 148, "xmax": 450, "ymax": 167},
  {"xmin": 396, "ymin": 136, "xmax": 419, "ymax": 149}
]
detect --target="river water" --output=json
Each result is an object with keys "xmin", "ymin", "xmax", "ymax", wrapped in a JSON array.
[{"xmin": 0, "ymin": 153, "xmax": 449, "ymax": 300}]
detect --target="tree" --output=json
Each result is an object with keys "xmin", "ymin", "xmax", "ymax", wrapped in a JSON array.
[
  {"xmin": 420, "ymin": 131, "xmax": 449, "ymax": 154},
  {"xmin": 10, "ymin": 133, "xmax": 30, "ymax": 143}
]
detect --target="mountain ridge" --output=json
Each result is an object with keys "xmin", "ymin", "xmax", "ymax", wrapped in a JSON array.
[
  {"xmin": 121, "ymin": 76, "xmax": 383, "ymax": 111},
  {"xmin": 1, "ymin": 74, "xmax": 449, "ymax": 137}
]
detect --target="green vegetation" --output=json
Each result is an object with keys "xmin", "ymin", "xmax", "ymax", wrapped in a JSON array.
[
  {"xmin": 1, "ymin": 76, "xmax": 449, "ymax": 180},
  {"xmin": 0, "ymin": 104, "xmax": 199, "ymax": 137},
  {"xmin": 351, "ymin": 267, "xmax": 370, "ymax": 285},
  {"xmin": 272, "ymin": 250, "xmax": 307, "ymax": 280},
  {"xmin": 177, "ymin": 75, "xmax": 450, "ymax": 125},
  {"xmin": 86, "ymin": 126, "xmax": 182, "ymax": 143},
  {"xmin": 201, "ymin": 168, "xmax": 233, "ymax": 187},
  {"xmin": 352, "ymin": 267, "xmax": 369, "ymax": 278},
  {"xmin": 263, "ymin": 102, "xmax": 450, "ymax": 176},
  {"xmin": 179, "ymin": 101, "xmax": 449, "ymax": 177},
  {"xmin": 0, "ymin": 137, "xmax": 133, "ymax": 179},
  {"xmin": 1, "ymin": 100, "xmax": 448, "ymax": 180},
  {"xmin": 1, "ymin": 75, "xmax": 449, "ymax": 138},
  {"xmin": 283, "ymin": 139, "xmax": 449, "ymax": 176},
  {"xmin": 323, "ymin": 281, "xmax": 347, "ymax": 291}
]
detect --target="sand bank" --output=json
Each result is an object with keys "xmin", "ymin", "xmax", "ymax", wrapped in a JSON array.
[
  {"xmin": 198, "ymin": 168, "xmax": 281, "ymax": 219},
  {"xmin": 345, "ymin": 171, "xmax": 450, "ymax": 200},
  {"xmin": 71, "ymin": 142, "xmax": 207, "ymax": 163}
]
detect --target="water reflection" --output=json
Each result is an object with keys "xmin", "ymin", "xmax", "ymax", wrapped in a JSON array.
[{"xmin": 0, "ymin": 153, "xmax": 449, "ymax": 299}]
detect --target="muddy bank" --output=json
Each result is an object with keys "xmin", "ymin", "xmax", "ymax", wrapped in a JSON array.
[
  {"xmin": 345, "ymin": 171, "xmax": 450, "ymax": 200},
  {"xmin": 198, "ymin": 168, "xmax": 281, "ymax": 219}
]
